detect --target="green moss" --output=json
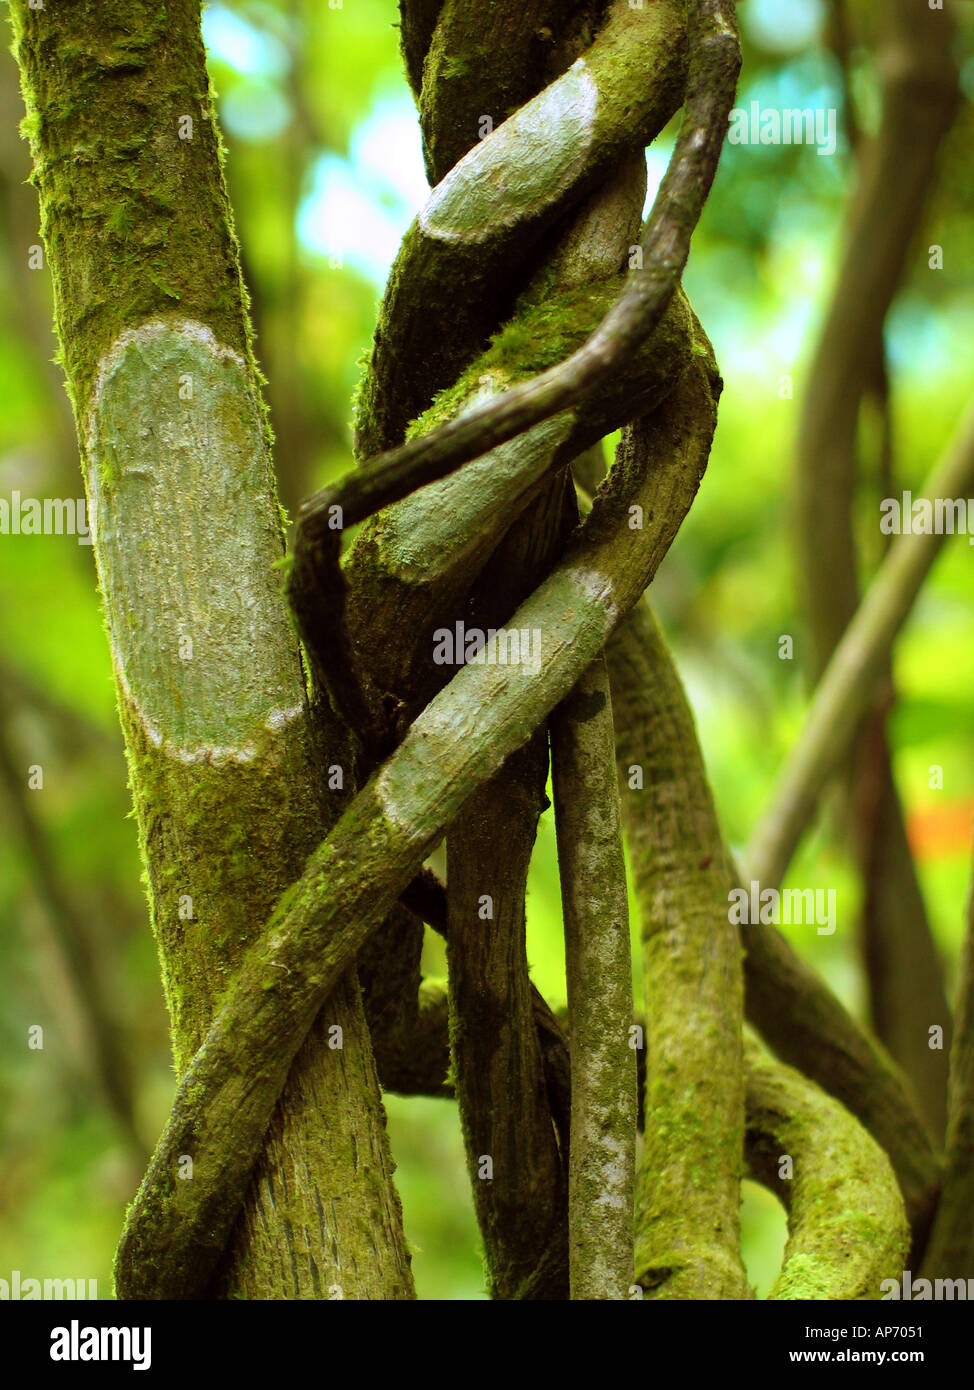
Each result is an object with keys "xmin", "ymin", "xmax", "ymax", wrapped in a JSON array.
[
  {"xmin": 10, "ymin": 0, "xmax": 268, "ymax": 439},
  {"xmin": 408, "ymin": 279, "xmax": 618, "ymax": 439},
  {"xmin": 745, "ymin": 1041, "xmax": 910, "ymax": 1300}
]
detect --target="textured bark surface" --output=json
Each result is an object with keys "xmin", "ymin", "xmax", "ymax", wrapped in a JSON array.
[
  {"xmin": 444, "ymin": 468, "xmax": 576, "ymax": 1300},
  {"xmin": 341, "ymin": 282, "xmax": 691, "ymax": 751},
  {"xmin": 448, "ymin": 732, "xmax": 568, "ymax": 1299},
  {"xmin": 418, "ymin": 0, "xmax": 597, "ymax": 184},
  {"xmin": 335, "ymin": 1, "xmax": 705, "ymax": 1302},
  {"xmin": 11, "ymin": 0, "xmax": 413, "ymax": 1300},
  {"xmin": 607, "ymin": 601, "xmax": 747, "ymax": 1299},
  {"xmin": 355, "ymin": 0, "xmax": 687, "ymax": 461},
  {"xmin": 111, "ymin": 329, "xmax": 720, "ymax": 1300},
  {"xmin": 11, "ymin": 0, "xmax": 802, "ymax": 1301},
  {"xmin": 551, "ymin": 655, "xmax": 636, "ymax": 1300},
  {"xmin": 745, "ymin": 1038, "xmax": 910, "ymax": 1300},
  {"xmin": 606, "ymin": 597, "xmax": 940, "ymax": 1247}
]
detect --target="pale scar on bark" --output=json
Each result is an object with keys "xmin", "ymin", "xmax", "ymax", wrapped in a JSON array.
[{"xmin": 86, "ymin": 319, "xmax": 307, "ymax": 764}]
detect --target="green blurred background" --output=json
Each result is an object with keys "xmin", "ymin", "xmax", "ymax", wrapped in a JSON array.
[{"xmin": 1, "ymin": 0, "xmax": 972, "ymax": 1299}]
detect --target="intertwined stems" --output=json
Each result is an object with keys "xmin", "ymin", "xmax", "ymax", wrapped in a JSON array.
[
  {"xmin": 294, "ymin": 0, "xmax": 741, "ymax": 537},
  {"xmin": 290, "ymin": 0, "xmax": 737, "ymax": 1302},
  {"xmin": 442, "ymin": 476, "xmax": 578, "ymax": 1299},
  {"xmin": 355, "ymin": 0, "xmax": 688, "ymax": 463},
  {"xmin": 15, "ymin": 0, "xmax": 949, "ymax": 1299},
  {"xmin": 113, "ymin": 333, "xmax": 721, "ymax": 1299},
  {"xmin": 326, "ymin": 1, "xmax": 693, "ymax": 1299},
  {"xmin": 108, "ymin": 0, "xmax": 740, "ymax": 1297},
  {"xmin": 114, "ymin": 0, "xmax": 937, "ymax": 1295}
]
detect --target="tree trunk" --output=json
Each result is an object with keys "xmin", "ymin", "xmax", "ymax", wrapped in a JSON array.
[{"xmin": 11, "ymin": 0, "xmax": 413, "ymax": 1300}]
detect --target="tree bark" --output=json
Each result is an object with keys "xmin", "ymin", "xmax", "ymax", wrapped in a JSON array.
[
  {"xmin": 552, "ymin": 654, "xmax": 636, "ymax": 1300},
  {"xmin": 607, "ymin": 601, "xmax": 747, "ymax": 1299},
  {"xmin": 745, "ymin": 1037, "xmax": 909, "ymax": 1300},
  {"xmin": 605, "ymin": 597, "xmax": 940, "ymax": 1247},
  {"xmin": 113, "ymin": 331, "xmax": 719, "ymax": 1300},
  {"xmin": 11, "ymin": 0, "xmax": 413, "ymax": 1300}
]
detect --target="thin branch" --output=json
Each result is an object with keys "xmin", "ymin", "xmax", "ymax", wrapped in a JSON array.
[
  {"xmin": 448, "ymin": 732, "xmax": 568, "ymax": 1299},
  {"xmin": 745, "ymin": 398, "xmax": 974, "ymax": 892},
  {"xmin": 444, "ymin": 463, "xmax": 576, "ymax": 1300},
  {"xmin": 551, "ymin": 653, "xmax": 636, "ymax": 1301},
  {"xmin": 401, "ymin": 868, "xmax": 573, "ymax": 1133},
  {"xmin": 796, "ymin": 0, "xmax": 959, "ymax": 1139},
  {"xmin": 0, "ymin": 697, "xmax": 142, "ymax": 1155},
  {"xmin": 364, "ymin": 972, "xmax": 453, "ymax": 1099},
  {"xmin": 606, "ymin": 598, "xmax": 748, "ymax": 1299},
  {"xmin": 825, "ymin": 0, "xmax": 861, "ymax": 155},
  {"xmin": 356, "ymin": 902, "xmax": 440, "ymax": 1095}
]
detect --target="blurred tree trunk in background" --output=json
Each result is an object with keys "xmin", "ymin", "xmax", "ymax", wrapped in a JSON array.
[{"xmin": 797, "ymin": 0, "xmax": 959, "ymax": 1138}]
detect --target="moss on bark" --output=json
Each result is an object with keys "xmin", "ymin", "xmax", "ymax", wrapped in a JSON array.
[
  {"xmin": 353, "ymin": 0, "xmax": 686, "ymax": 459},
  {"xmin": 12, "ymin": 0, "xmax": 413, "ymax": 1300},
  {"xmin": 746, "ymin": 1038, "xmax": 910, "ymax": 1300},
  {"xmin": 607, "ymin": 600, "xmax": 747, "ymax": 1300},
  {"xmin": 112, "ymin": 324, "xmax": 718, "ymax": 1299}
]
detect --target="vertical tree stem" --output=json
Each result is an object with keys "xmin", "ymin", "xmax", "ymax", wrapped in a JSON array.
[
  {"xmin": 448, "ymin": 733, "xmax": 568, "ymax": 1299},
  {"xmin": 607, "ymin": 534, "xmax": 747, "ymax": 1300},
  {"xmin": 551, "ymin": 654, "xmax": 636, "ymax": 1300},
  {"xmin": 606, "ymin": 595, "xmax": 940, "ymax": 1244},
  {"xmin": 11, "ymin": 0, "xmax": 413, "ymax": 1299},
  {"xmin": 746, "ymin": 399, "xmax": 974, "ymax": 893},
  {"xmin": 0, "ymin": 693, "xmax": 141, "ymax": 1154}
]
